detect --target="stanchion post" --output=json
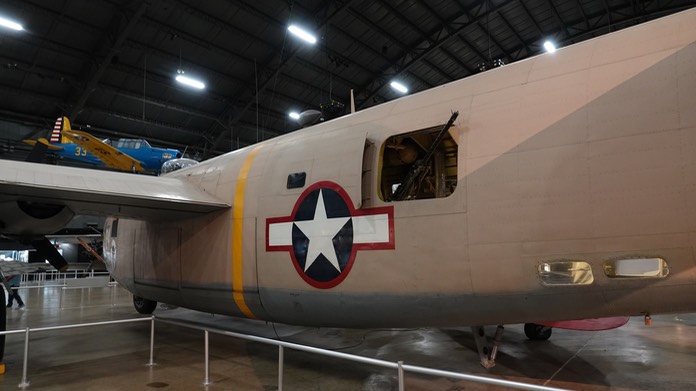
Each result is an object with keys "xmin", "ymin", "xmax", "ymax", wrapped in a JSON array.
[
  {"xmin": 18, "ymin": 328, "xmax": 30, "ymax": 388},
  {"xmin": 278, "ymin": 345, "xmax": 284, "ymax": 391},
  {"xmin": 203, "ymin": 330, "xmax": 211, "ymax": 385},
  {"xmin": 147, "ymin": 317, "xmax": 156, "ymax": 366},
  {"xmin": 398, "ymin": 360, "xmax": 404, "ymax": 391}
]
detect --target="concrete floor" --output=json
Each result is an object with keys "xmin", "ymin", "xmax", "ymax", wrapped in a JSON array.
[{"xmin": 0, "ymin": 284, "xmax": 694, "ymax": 390}]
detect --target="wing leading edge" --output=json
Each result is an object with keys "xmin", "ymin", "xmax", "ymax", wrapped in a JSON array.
[
  {"xmin": 61, "ymin": 129, "xmax": 145, "ymax": 172},
  {"xmin": 0, "ymin": 160, "xmax": 229, "ymax": 222}
]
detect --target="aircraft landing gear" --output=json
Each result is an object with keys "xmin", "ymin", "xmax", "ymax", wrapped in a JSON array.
[
  {"xmin": 524, "ymin": 323, "xmax": 552, "ymax": 340},
  {"xmin": 133, "ymin": 295, "xmax": 157, "ymax": 314},
  {"xmin": 471, "ymin": 325, "xmax": 504, "ymax": 369}
]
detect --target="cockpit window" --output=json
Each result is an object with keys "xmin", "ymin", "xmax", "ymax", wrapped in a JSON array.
[
  {"xmin": 160, "ymin": 158, "xmax": 199, "ymax": 175},
  {"xmin": 379, "ymin": 120, "xmax": 458, "ymax": 202},
  {"xmin": 116, "ymin": 139, "xmax": 151, "ymax": 149}
]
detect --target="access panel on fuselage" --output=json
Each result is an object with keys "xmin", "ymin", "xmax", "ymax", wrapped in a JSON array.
[
  {"xmin": 132, "ymin": 223, "xmax": 182, "ymax": 291},
  {"xmin": 257, "ymin": 127, "xmax": 369, "ymax": 295}
]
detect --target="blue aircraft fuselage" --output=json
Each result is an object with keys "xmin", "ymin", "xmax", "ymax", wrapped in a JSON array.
[{"xmin": 51, "ymin": 139, "xmax": 181, "ymax": 172}]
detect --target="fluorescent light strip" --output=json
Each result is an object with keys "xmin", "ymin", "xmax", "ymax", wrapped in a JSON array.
[
  {"xmin": 390, "ymin": 81, "xmax": 408, "ymax": 94},
  {"xmin": 543, "ymin": 41, "xmax": 557, "ymax": 53},
  {"xmin": 0, "ymin": 16, "xmax": 23, "ymax": 31},
  {"xmin": 288, "ymin": 25, "xmax": 317, "ymax": 44},
  {"xmin": 175, "ymin": 75, "xmax": 205, "ymax": 90}
]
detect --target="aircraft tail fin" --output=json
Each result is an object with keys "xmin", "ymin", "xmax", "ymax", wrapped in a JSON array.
[
  {"xmin": 50, "ymin": 116, "xmax": 72, "ymax": 144},
  {"xmin": 25, "ymin": 138, "xmax": 49, "ymax": 163}
]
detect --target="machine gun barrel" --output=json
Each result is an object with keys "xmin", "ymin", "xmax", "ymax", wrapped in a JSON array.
[{"xmin": 391, "ymin": 111, "xmax": 459, "ymax": 201}]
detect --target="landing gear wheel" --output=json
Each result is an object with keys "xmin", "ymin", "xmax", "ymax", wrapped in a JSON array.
[
  {"xmin": 524, "ymin": 323, "xmax": 552, "ymax": 341},
  {"xmin": 133, "ymin": 295, "xmax": 157, "ymax": 314}
]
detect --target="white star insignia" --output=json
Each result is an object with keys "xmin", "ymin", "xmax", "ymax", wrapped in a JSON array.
[{"xmin": 294, "ymin": 190, "xmax": 350, "ymax": 272}]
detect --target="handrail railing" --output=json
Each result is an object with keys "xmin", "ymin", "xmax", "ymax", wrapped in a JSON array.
[
  {"xmin": 0, "ymin": 317, "xmax": 153, "ymax": 388},
  {"xmin": 22, "ymin": 271, "xmax": 111, "ymax": 286},
  {"xmin": 0, "ymin": 314, "xmax": 572, "ymax": 391},
  {"xmin": 155, "ymin": 318, "xmax": 570, "ymax": 391},
  {"xmin": 10, "ymin": 281, "xmax": 126, "ymax": 309}
]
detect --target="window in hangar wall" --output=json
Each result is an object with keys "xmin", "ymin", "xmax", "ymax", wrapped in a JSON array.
[{"xmin": 379, "ymin": 124, "xmax": 458, "ymax": 202}]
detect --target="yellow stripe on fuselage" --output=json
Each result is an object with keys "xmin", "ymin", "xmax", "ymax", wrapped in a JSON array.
[{"xmin": 232, "ymin": 145, "xmax": 263, "ymax": 318}]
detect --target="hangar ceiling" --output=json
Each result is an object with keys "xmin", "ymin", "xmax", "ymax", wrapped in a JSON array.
[{"xmin": 0, "ymin": 0, "xmax": 694, "ymax": 161}]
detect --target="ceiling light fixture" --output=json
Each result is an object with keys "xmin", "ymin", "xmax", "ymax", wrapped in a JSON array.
[
  {"xmin": 390, "ymin": 81, "xmax": 408, "ymax": 94},
  {"xmin": 0, "ymin": 16, "xmax": 23, "ymax": 31},
  {"xmin": 543, "ymin": 40, "xmax": 557, "ymax": 53},
  {"xmin": 288, "ymin": 111, "xmax": 300, "ymax": 120},
  {"xmin": 288, "ymin": 24, "xmax": 317, "ymax": 44},
  {"xmin": 175, "ymin": 74, "xmax": 205, "ymax": 90}
]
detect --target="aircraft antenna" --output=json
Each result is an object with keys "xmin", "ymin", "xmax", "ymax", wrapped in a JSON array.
[{"xmin": 350, "ymin": 89, "xmax": 355, "ymax": 113}]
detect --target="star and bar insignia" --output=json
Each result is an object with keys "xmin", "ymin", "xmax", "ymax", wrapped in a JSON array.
[{"xmin": 266, "ymin": 181, "xmax": 394, "ymax": 289}]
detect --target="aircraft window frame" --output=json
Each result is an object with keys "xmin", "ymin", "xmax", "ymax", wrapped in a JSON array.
[
  {"xmin": 379, "ymin": 123, "xmax": 458, "ymax": 202},
  {"xmin": 115, "ymin": 139, "xmax": 149, "ymax": 149},
  {"xmin": 603, "ymin": 257, "xmax": 669, "ymax": 278},
  {"xmin": 110, "ymin": 219, "xmax": 118, "ymax": 237},
  {"xmin": 286, "ymin": 172, "xmax": 307, "ymax": 189},
  {"xmin": 538, "ymin": 261, "xmax": 594, "ymax": 286}
]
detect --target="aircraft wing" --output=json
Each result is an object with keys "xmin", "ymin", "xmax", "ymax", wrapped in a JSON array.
[
  {"xmin": 22, "ymin": 138, "xmax": 64, "ymax": 151},
  {"xmin": 0, "ymin": 260, "xmax": 52, "ymax": 275},
  {"xmin": 0, "ymin": 160, "xmax": 229, "ymax": 221},
  {"xmin": 61, "ymin": 129, "xmax": 145, "ymax": 172}
]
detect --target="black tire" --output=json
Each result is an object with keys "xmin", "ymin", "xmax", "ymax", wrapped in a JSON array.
[
  {"xmin": 524, "ymin": 323, "xmax": 552, "ymax": 341},
  {"xmin": 0, "ymin": 288, "xmax": 5, "ymax": 361},
  {"xmin": 133, "ymin": 295, "xmax": 157, "ymax": 314}
]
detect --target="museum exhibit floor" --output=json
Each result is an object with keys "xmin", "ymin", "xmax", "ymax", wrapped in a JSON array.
[{"xmin": 0, "ymin": 284, "xmax": 694, "ymax": 390}]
